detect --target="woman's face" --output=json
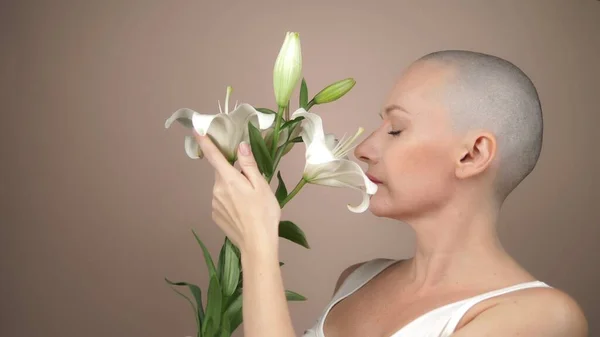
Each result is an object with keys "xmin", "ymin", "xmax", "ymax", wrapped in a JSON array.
[{"xmin": 354, "ymin": 62, "xmax": 461, "ymax": 221}]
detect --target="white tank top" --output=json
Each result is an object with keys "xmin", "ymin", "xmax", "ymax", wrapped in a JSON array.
[{"xmin": 302, "ymin": 258, "xmax": 551, "ymax": 337}]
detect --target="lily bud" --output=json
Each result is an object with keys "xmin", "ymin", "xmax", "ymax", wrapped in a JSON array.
[
  {"xmin": 273, "ymin": 32, "xmax": 302, "ymax": 108},
  {"xmin": 312, "ymin": 78, "xmax": 356, "ymax": 105}
]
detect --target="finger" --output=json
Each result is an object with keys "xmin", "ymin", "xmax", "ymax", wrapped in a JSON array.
[
  {"xmin": 195, "ymin": 132, "xmax": 236, "ymax": 176},
  {"xmin": 236, "ymin": 141, "xmax": 263, "ymax": 188}
]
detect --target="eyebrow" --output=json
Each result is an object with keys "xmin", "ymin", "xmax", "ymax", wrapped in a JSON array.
[{"xmin": 378, "ymin": 104, "xmax": 411, "ymax": 119}]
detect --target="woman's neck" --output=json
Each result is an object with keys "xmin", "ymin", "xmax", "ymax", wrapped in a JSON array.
[{"xmin": 401, "ymin": 197, "xmax": 520, "ymax": 292}]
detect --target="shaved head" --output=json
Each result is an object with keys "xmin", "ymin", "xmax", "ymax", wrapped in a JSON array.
[{"xmin": 416, "ymin": 50, "xmax": 543, "ymax": 202}]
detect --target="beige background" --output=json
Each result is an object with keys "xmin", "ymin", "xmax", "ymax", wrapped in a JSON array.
[{"xmin": 1, "ymin": 1, "xmax": 599, "ymax": 336}]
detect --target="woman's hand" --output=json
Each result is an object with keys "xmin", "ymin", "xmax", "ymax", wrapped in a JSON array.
[
  {"xmin": 195, "ymin": 133, "xmax": 281, "ymax": 255},
  {"xmin": 195, "ymin": 133, "xmax": 298, "ymax": 337}
]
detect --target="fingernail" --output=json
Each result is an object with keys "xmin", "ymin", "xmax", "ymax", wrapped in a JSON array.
[{"xmin": 239, "ymin": 142, "xmax": 251, "ymax": 156}]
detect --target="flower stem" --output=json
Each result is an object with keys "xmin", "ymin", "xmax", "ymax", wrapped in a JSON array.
[
  {"xmin": 270, "ymin": 106, "xmax": 286, "ymax": 159},
  {"xmin": 267, "ymin": 121, "xmax": 300, "ymax": 184},
  {"xmin": 272, "ymin": 145, "xmax": 285, "ymax": 174},
  {"xmin": 284, "ymin": 101, "xmax": 290, "ymax": 120},
  {"xmin": 306, "ymin": 99, "xmax": 315, "ymax": 110},
  {"xmin": 280, "ymin": 178, "xmax": 307, "ymax": 208}
]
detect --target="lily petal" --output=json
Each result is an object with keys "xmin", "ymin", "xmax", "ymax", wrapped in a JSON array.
[
  {"xmin": 184, "ymin": 136, "xmax": 203, "ymax": 159},
  {"xmin": 305, "ymin": 139, "xmax": 336, "ymax": 165},
  {"xmin": 347, "ymin": 190, "xmax": 371, "ymax": 213},
  {"xmin": 304, "ymin": 159, "xmax": 378, "ymax": 213},
  {"xmin": 227, "ymin": 103, "xmax": 276, "ymax": 145},
  {"xmin": 306, "ymin": 159, "xmax": 377, "ymax": 193},
  {"xmin": 229, "ymin": 103, "xmax": 276, "ymax": 131},
  {"xmin": 165, "ymin": 108, "xmax": 196, "ymax": 129},
  {"xmin": 191, "ymin": 112, "xmax": 238, "ymax": 160},
  {"xmin": 291, "ymin": 108, "xmax": 326, "ymax": 147},
  {"xmin": 324, "ymin": 133, "xmax": 338, "ymax": 152}
]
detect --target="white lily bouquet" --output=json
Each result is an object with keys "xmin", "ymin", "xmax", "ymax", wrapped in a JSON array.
[{"xmin": 164, "ymin": 32, "xmax": 378, "ymax": 337}]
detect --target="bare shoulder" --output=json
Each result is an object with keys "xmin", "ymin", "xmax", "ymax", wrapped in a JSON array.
[
  {"xmin": 454, "ymin": 286, "xmax": 588, "ymax": 337},
  {"xmin": 331, "ymin": 260, "xmax": 369, "ymax": 296}
]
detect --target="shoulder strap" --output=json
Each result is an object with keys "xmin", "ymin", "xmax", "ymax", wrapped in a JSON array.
[
  {"xmin": 306, "ymin": 258, "xmax": 397, "ymax": 335},
  {"xmin": 440, "ymin": 280, "xmax": 551, "ymax": 335},
  {"xmin": 331, "ymin": 258, "xmax": 397, "ymax": 301}
]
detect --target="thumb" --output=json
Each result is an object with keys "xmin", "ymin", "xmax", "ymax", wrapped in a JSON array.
[{"xmin": 237, "ymin": 141, "xmax": 262, "ymax": 187}]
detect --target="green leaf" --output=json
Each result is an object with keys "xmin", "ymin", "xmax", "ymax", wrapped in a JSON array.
[
  {"xmin": 165, "ymin": 280, "xmax": 203, "ymax": 336},
  {"xmin": 254, "ymin": 107, "xmax": 277, "ymax": 114},
  {"xmin": 237, "ymin": 272, "xmax": 243, "ymax": 289},
  {"xmin": 192, "ymin": 229, "xmax": 218, "ymax": 280},
  {"xmin": 224, "ymin": 288, "xmax": 241, "ymax": 310},
  {"xmin": 217, "ymin": 240, "xmax": 226, "ymax": 288},
  {"xmin": 226, "ymin": 296, "xmax": 244, "ymax": 333},
  {"xmin": 280, "ymin": 116, "xmax": 304, "ymax": 131},
  {"xmin": 275, "ymin": 171, "xmax": 287, "ymax": 206},
  {"xmin": 278, "ymin": 220, "xmax": 310, "ymax": 249},
  {"xmin": 165, "ymin": 278, "xmax": 204, "ymax": 325},
  {"xmin": 223, "ymin": 289, "xmax": 243, "ymax": 334},
  {"xmin": 224, "ymin": 291, "xmax": 242, "ymax": 317},
  {"xmin": 202, "ymin": 275, "xmax": 222, "ymax": 337},
  {"xmin": 220, "ymin": 238, "xmax": 240, "ymax": 297},
  {"xmin": 247, "ymin": 122, "xmax": 274, "ymax": 177},
  {"xmin": 229, "ymin": 309, "xmax": 243, "ymax": 333},
  {"xmin": 285, "ymin": 289, "xmax": 307, "ymax": 301},
  {"xmin": 202, "ymin": 317, "xmax": 213, "ymax": 337},
  {"xmin": 220, "ymin": 314, "xmax": 232, "ymax": 337},
  {"xmin": 299, "ymin": 78, "xmax": 308, "ymax": 109},
  {"xmin": 231, "ymin": 243, "xmax": 241, "ymax": 260}
]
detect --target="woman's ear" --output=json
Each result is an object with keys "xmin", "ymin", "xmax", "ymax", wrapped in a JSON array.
[{"xmin": 455, "ymin": 130, "xmax": 497, "ymax": 179}]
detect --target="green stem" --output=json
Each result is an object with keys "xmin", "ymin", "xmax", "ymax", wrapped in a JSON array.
[
  {"xmin": 280, "ymin": 178, "xmax": 307, "ymax": 208},
  {"xmin": 272, "ymin": 146, "xmax": 285, "ymax": 174},
  {"xmin": 285, "ymin": 100, "xmax": 290, "ymax": 120},
  {"xmin": 267, "ymin": 122, "xmax": 300, "ymax": 184},
  {"xmin": 306, "ymin": 99, "xmax": 315, "ymax": 110},
  {"xmin": 266, "ymin": 140, "xmax": 285, "ymax": 184},
  {"xmin": 270, "ymin": 106, "xmax": 286, "ymax": 159}
]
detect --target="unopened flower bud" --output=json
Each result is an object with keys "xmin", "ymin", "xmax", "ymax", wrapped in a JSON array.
[
  {"xmin": 273, "ymin": 32, "xmax": 302, "ymax": 108},
  {"xmin": 312, "ymin": 78, "xmax": 356, "ymax": 105}
]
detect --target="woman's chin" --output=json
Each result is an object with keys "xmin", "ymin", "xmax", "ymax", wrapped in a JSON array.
[
  {"xmin": 367, "ymin": 194, "xmax": 389, "ymax": 217},
  {"xmin": 368, "ymin": 193, "xmax": 409, "ymax": 219}
]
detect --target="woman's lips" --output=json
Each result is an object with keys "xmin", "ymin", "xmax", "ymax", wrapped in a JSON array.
[{"xmin": 366, "ymin": 173, "xmax": 382, "ymax": 184}]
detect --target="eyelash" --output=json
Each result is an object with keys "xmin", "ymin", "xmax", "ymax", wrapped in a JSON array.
[{"xmin": 388, "ymin": 130, "xmax": 402, "ymax": 137}]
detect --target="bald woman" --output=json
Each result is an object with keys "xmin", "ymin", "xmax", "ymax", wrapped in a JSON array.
[{"xmin": 194, "ymin": 50, "xmax": 588, "ymax": 337}]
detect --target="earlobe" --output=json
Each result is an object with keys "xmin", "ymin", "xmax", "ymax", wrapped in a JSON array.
[{"xmin": 455, "ymin": 131, "xmax": 496, "ymax": 179}]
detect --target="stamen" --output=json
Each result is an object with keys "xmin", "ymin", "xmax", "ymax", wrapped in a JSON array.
[
  {"xmin": 224, "ymin": 86, "xmax": 232, "ymax": 114},
  {"xmin": 334, "ymin": 127, "xmax": 364, "ymax": 158},
  {"xmin": 335, "ymin": 133, "xmax": 348, "ymax": 149},
  {"xmin": 218, "ymin": 100, "xmax": 223, "ymax": 114}
]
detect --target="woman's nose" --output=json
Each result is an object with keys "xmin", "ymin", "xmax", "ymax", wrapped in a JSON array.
[{"xmin": 354, "ymin": 131, "xmax": 377, "ymax": 164}]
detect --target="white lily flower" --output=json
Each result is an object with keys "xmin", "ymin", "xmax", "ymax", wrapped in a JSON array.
[
  {"xmin": 291, "ymin": 109, "xmax": 378, "ymax": 213},
  {"xmin": 165, "ymin": 86, "xmax": 276, "ymax": 162}
]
